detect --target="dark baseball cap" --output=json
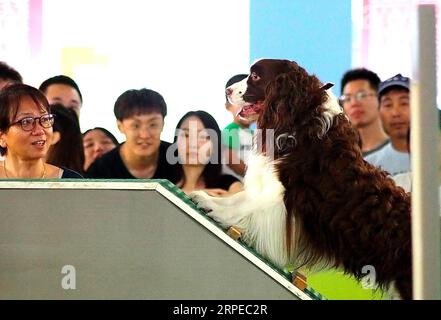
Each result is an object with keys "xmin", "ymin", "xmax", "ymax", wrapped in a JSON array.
[{"xmin": 378, "ymin": 74, "xmax": 410, "ymax": 97}]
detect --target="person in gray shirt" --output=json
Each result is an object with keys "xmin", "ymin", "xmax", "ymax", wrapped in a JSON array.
[{"xmin": 365, "ymin": 74, "xmax": 410, "ymax": 176}]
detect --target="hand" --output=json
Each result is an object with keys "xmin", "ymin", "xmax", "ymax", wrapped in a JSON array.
[{"xmin": 203, "ymin": 188, "xmax": 229, "ymax": 197}]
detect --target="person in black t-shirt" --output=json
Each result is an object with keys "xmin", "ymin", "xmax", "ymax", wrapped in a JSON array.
[
  {"xmin": 172, "ymin": 110, "xmax": 242, "ymax": 195},
  {"xmin": 86, "ymin": 88, "xmax": 177, "ymax": 182}
]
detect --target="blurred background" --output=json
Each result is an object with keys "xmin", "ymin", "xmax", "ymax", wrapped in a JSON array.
[{"xmin": 0, "ymin": 0, "xmax": 439, "ymax": 142}]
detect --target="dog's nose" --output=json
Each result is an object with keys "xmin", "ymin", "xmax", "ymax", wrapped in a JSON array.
[{"xmin": 225, "ymin": 88, "xmax": 233, "ymax": 96}]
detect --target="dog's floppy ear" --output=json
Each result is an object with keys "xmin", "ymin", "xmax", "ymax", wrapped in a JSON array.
[
  {"xmin": 263, "ymin": 65, "xmax": 331, "ymax": 141},
  {"xmin": 257, "ymin": 70, "xmax": 297, "ymax": 140},
  {"xmin": 260, "ymin": 66, "xmax": 311, "ymax": 134}
]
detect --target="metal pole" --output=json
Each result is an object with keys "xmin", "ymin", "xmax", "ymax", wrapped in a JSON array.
[{"xmin": 411, "ymin": 3, "xmax": 441, "ymax": 300}]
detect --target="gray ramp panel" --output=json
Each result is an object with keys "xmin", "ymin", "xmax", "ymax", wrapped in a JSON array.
[{"xmin": 0, "ymin": 180, "xmax": 315, "ymax": 300}]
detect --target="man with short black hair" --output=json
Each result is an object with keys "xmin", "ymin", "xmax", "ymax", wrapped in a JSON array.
[
  {"xmin": 340, "ymin": 68, "xmax": 389, "ymax": 156},
  {"xmin": 0, "ymin": 61, "xmax": 23, "ymax": 90},
  {"xmin": 86, "ymin": 88, "xmax": 177, "ymax": 182},
  {"xmin": 39, "ymin": 75, "xmax": 82, "ymax": 117}
]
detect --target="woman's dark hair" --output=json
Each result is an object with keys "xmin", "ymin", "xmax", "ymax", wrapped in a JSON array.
[
  {"xmin": 114, "ymin": 88, "xmax": 167, "ymax": 121},
  {"xmin": 173, "ymin": 110, "xmax": 223, "ymax": 188},
  {"xmin": 0, "ymin": 83, "xmax": 50, "ymax": 156},
  {"xmin": 46, "ymin": 103, "xmax": 84, "ymax": 173},
  {"xmin": 82, "ymin": 127, "xmax": 119, "ymax": 145}
]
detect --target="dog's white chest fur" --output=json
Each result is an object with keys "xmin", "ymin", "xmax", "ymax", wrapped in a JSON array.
[
  {"xmin": 243, "ymin": 152, "xmax": 285, "ymax": 202},
  {"xmin": 190, "ymin": 152, "xmax": 293, "ymax": 267}
]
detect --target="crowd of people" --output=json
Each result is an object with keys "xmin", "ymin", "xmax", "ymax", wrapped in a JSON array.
[
  {"xmin": 0, "ymin": 60, "xmax": 417, "ymax": 195},
  {"xmin": 340, "ymin": 68, "xmax": 413, "ymax": 190}
]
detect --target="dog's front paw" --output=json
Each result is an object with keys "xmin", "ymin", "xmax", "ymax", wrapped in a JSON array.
[
  {"xmin": 188, "ymin": 190, "xmax": 217, "ymax": 213},
  {"xmin": 189, "ymin": 191, "xmax": 230, "ymax": 226}
]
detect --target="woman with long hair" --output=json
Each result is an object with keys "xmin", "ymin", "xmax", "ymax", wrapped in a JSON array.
[
  {"xmin": 46, "ymin": 103, "xmax": 85, "ymax": 174},
  {"xmin": 82, "ymin": 127, "xmax": 118, "ymax": 171},
  {"xmin": 173, "ymin": 110, "xmax": 243, "ymax": 195}
]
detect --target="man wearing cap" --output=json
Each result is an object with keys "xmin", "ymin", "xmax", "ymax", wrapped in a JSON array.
[{"xmin": 364, "ymin": 74, "xmax": 411, "ymax": 176}]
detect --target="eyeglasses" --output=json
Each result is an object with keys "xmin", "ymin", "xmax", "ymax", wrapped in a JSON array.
[
  {"xmin": 10, "ymin": 114, "xmax": 55, "ymax": 131},
  {"xmin": 339, "ymin": 91, "xmax": 376, "ymax": 106}
]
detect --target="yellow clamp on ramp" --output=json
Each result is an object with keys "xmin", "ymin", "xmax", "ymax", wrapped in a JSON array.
[
  {"xmin": 292, "ymin": 271, "xmax": 308, "ymax": 291},
  {"xmin": 227, "ymin": 226, "xmax": 242, "ymax": 240}
]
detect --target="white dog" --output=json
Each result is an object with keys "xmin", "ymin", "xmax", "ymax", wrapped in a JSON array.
[
  {"xmin": 190, "ymin": 150, "xmax": 293, "ymax": 268},
  {"xmin": 190, "ymin": 59, "xmax": 412, "ymax": 299}
]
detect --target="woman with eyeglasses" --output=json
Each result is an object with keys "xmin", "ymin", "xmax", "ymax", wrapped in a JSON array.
[{"xmin": 0, "ymin": 83, "xmax": 83, "ymax": 179}]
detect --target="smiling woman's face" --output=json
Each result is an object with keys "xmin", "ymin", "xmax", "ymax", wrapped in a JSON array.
[{"xmin": 0, "ymin": 96, "xmax": 53, "ymax": 160}]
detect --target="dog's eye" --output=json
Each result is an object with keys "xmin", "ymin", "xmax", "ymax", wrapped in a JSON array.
[{"xmin": 250, "ymin": 72, "xmax": 260, "ymax": 81}]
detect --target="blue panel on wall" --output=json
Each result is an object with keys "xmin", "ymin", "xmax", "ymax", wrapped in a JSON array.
[{"xmin": 250, "ymin": 0, "xmax": 352, "ymax": 94}]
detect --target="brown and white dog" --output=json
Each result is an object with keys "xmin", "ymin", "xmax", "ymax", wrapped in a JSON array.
[{"xmin": 190, "ymin": 59, "xmax": 412, "ymax": 299}]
